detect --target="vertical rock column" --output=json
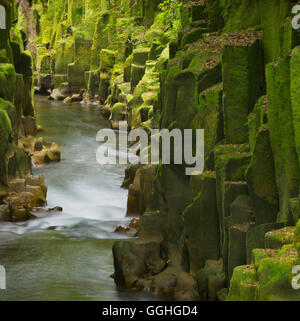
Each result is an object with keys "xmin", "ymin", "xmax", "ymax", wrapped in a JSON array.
[
  {"xmin": 222, "ymin": 31, "xmax": 264, "ymax": 144},
  {"xmin": 266, "ymin": 55, "xmax": 300, "ymax": 224}
]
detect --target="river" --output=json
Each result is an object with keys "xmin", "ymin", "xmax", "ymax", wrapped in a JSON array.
[{"xmin": 0, "ymin": 95, "xmax": 155, "ymax": 301}]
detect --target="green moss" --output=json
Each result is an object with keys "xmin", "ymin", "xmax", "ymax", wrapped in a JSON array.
[
  {"xmin": 197, "ymin": 83, "xmax": 223, "ymax": 160},
  {"xmin": 261, "ymin": 0, "xmax": 294, "ymax": 64},
  {"xmin": 206, "ymin": 0, "xmax": 225, "ymax": 32},
  {"xmin": 248, "ymin": 96, "xmax": 267, "ymax": 153},
  {"xmin": 111, "ymin": 102, "xmax": 126, "ymax": 121},
  {"xmin": 246, "ymin": 127, "xmax": 279, "ymax": 225},
  {"xmin": 100, "ymin": 49, "xmax": 116, "ymax": 72},
  {"xmin": 227, "ymin": 265, "xmax": 258, "ymax": 301},
  {"xmin": 223, "ymin": 0, "xmax": 261, "ymax": 33},
  {"xmin": 54, "ymin": 38, "xmax": 74, "ymax": 74},
  {"xmin": 67, "ymin": 61, "xmax": 85, "ymax": 92},
  {"xmin": 132, "ymin": 48, "xmax": 150, "ymax": 66},
  {"xmin": 0, "ymin": 107, "xmax": 12, "ymax": 159},
  {"xmin": 251, "ymin": 248, "xmax": 277, "ymax": 270},
  {"xmin": 159, "ymin": 64, "xmax": 180, "ymax": 128},
  {"xmin": 0, "ymin": 63, "xmax": 16, "ymax": 102},
  {"xmin": 181, "ymin": 28, "xmax": 207, "ymax": 48},
  {"xmin": 86, "ymin": 70, "xmax": 100, "ymax": 98},
  {"xmin": 290, "ymin": 46, "xmax": 300, "ymax": 165},
  {"xmin": 173, "ymin": 70, "xmax": 198, "ymax": 130},
  {"xmin": 230, "ymin": 243, "xmax": 300, "ymax": 300},
  {"xmin": 265, "ymin": 227, "xmax": 295, "ymax": 249},
  {"xmin": 187, "ymin": 47, "xmax": 222, "ymax": 92},
  {"xmin": 266, "ymin": 55, "xmax": 300, "ymax": 224},
  {"xmin": 74, "ymin": 31, "xmax": 92, "ymax": 69},
  {"xmin": 289, "ymin": 198, "xmax": 300, "ymax": 226},
  {"xmin": 257, "ymin": 244, "xmax": 300, "ymax": 300},
  {"xmin": 294, "ymin": 220, "xmax": 300, "ymax": 249},
  {"xmin": 38, "ymin": 53, "xmax": 52, "ymax": 74},
  {"xmin": 222, "ymin": 31, "xmax": 264, "ymax": 144}
]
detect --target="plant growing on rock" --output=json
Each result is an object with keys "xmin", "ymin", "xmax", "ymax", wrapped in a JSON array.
[{"xmin": 158, "ymin": 0, "xmax": 182, "ymax": 29}]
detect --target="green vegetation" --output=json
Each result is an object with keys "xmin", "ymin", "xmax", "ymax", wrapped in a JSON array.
[{"xmin": 1, "ymin": 0, "xmax": 300, "ymax": 302}]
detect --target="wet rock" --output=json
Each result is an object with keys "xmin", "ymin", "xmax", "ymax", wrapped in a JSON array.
[
  {"xmin": 70, "ymin": 92, "xmax": 84, "ymax": 102},
  {"xmin": 48, "ymin": 206, "xmax": 63, "ymax": 212},
  {"xmin": 8, "ymin": 179, "xmax": 26, "ymax": 193},
  {"xmin": 114, "ymin": 218, "xmax": 140, "ymax": 237},
  {"xmin": 36, "ymin": 125, "xmax": 45, "ymax": 132},
  {"xmin": 112, "ymin": 240, "xmax": 166, "ymax": 288},
  {"xmin": 114, "ymin": 225, "xmax": 131, "ymax": 234},
  {"xmin": 19, "ymin": 136, "xmax": 61, "ymax": 165},
  {"xmin": 11, "ymin": 207, "xmax": 29, "ymax": 222},
  {"xmin": 0, "ymin": 205, "xmax": 10, "ymax": 221},
  {"xmin": 49, "ymin": 88, "xmax": 67, "ymax": 101},
  {"xmin": 121, "ymin": 164, "xmax": 142, "ymax": 189}
]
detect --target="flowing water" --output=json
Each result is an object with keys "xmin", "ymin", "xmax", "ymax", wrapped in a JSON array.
[{"xmin": 0, "ymin": 96, "xmax": 155, "ymax": 301}]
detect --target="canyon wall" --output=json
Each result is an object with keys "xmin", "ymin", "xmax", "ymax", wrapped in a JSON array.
[
  {"xmin": 6, "ymin": 0, "xmax": 300, "ymax": 300},
  {"xmin": 0, "ymin": 0, "xmax": 51, "ymax": 222}
]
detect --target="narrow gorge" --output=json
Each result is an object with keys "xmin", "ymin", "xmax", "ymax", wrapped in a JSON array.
[{"xmin": 0, "ymin": 0, "xmax": 300, "ymax": 301}]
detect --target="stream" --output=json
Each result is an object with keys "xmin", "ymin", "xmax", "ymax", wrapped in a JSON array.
[{"xmin": 0, "ymin": 95, "xmax": 155, "ymax": 301}]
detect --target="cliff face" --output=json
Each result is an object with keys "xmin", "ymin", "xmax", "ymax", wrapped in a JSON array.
[
  {"xmin": 110, "ymin": 0, "xmax": 300, "ymax": 301},
  {"xmin": 7, "ymin": 0, "xmax": 300, "ymax": 300},
  {"xmin": 0, "ymin": 0, "xmax": 61, "ymax": 222},
  {"xmin": 0, "ymin": 0, "xmax": 48, "ymax": 222}
]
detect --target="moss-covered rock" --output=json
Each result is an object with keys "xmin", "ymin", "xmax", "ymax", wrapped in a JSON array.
[
  {"xmin": 183, "ymin": 171, "xmax": 220, "ymax": 272},
  {"xmin": 99, "ymin": 49, "xmax": 116, "ymax": 72},
  {"xmin": 0, "ymin": 63, "xmax": 16, "ymax": 102},
  {"xmin": 265, "ymin": 227, "xmax": 295, "ymax": 249},
  {"xmin": 214, "ymin": 144, "xmax": 251, "ymax": 276},
  {"xmin": 246, "ymin": 127, "xmax": 279, "ymax": 225},
  {"xmin": 227, "ymin": 265, "xmax": 258, "ymax": 301},
  {"xmin": 246, "ymin": 222, "xmax": 284, "ymax": 264},
  {"xmin": 67, "ymin": 61, "xmax": 86, "ymax": 93},
  {"xmin": 261, "ymin": 0, "xmax": 294, "ymax": 64},
  {"xmin": 266, "ymin": 55, "xmax": 300, "ymax": 224},
  {"xmin": 132, "ymin": 48, "xmax": 150, "ymax": 66},
  {"xmin": 198, "ymin": 83, "xmax": 224, "ymax": 162},
  {"xmin": 256, "ymin": 245, "xmax": 300, "ymax": 300},
  {"xmin": 289, "ymin": 197, "xmax": 300, "ymax": 226},
  {"xmin": 290, "ymin": 46, "xmax": 300, "ymax": 164},
  {"xmin": 222, "ymin": 31, "xmax": 264, "ymax": 144}
]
